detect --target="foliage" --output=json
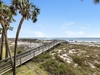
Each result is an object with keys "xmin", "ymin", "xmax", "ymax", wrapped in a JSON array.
[
  {"xmin": 41, "ymin": 59, "xmax": 76, "ymax": 75},
  {"xmin": 11, "ymin": 0, "xmax": 40, "ymax": 23},
  {"xmin": 32, "ymin": 53, "xmax": 51, "ymax": 62},
  {"xmin": 94, "ymin": 63, "xmax": 100, "ymax": 68},
  {"xmin": 94, "ymin": 0, "xmax": 99, "ymax": 3},
  {"xmin": 0, "ymin": 0, "xmax": 16, "ymax": 25},
  {"xmin": 55, "ymin": 54, "xmax": 65, "ymax": 63},
  {"xmin": 17, "ymin": 50, "xmax": 23, "ymax": 54},
  {"xmin": 72, "ymin": 56, "xmax": 85, "ymax": 66}
]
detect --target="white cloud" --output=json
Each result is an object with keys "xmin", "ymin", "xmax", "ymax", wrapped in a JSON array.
[
  {"xmin": 81, "ymin": 26, "xmax": 88, "ymax": 29},
  {"xmin": 80, "ymin": 24, "xmax": 90, "ymax": 29},
  {"xmin": 65, "ymin": 31, "xmax": 84, "ymax": 37},
  {"xmin": 64, "ymin": 30, "xmax": 100, "ymax": 37},
  {"xmin": 34, "ymin": 31, "xmax": 47, "ymax": 37},
  {"xmin": 64, "ymin": 22, "xmax": 75, "ymax": 26},
  {"xmin": 18, "ymin": 29, "xmax": 48, "ymax": 37},
  {"xmin": 61, "ymin": 22, "xmax": 75, "ymax": 29},
  {"xmin": 8, "ymin": 31, "xmax": 47, "ymax": 38}
]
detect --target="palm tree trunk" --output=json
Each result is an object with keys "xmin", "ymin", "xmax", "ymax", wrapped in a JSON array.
[
  {"xmin": 13, "ymin": 16, "xmax": 24, "ymax": 75},
  {"xmin": 5, "ymin": 27, "xmax": 8, "ymax": 58},
  {"xmin": 0, "ymin": 20, "xmax": 13, "ymax": 68},
  {"xmin": 0, "ymin": 28, "xmax": 4, "ymax": 60}
]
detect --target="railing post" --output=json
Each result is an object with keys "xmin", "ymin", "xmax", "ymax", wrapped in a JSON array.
[
  {"xmin": 20, "ymin": 58, "xmax": 21, "ymax": 65},
  {"xmin": 42, "ymin": 44, "xmax": 45, "ymax": 53},
  {"xmin": 33, "ymin": 51, "xmax": 35, "ymax": 57}
]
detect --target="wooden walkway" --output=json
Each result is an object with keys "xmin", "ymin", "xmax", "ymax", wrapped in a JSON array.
[{"xmin": 0, "ymin": 40, "xmax": 60, "ymax": 75}]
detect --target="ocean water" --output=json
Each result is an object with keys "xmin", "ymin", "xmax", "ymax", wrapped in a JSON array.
[
  {"xmin": 22, "ymin": 37, "xmax": 100, "ymax": 42},
  {"xmin": 64, "ymin": 38, "xmax": 100, "ymax": 42},
  {"xmin": 36, "ymin": 38, "xmax": 100, "ymax": 42}
]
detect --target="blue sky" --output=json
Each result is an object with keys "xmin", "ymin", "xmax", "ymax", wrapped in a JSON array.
[{"xmin": 3, "ymin": 0, "xmax": 100, "ymax": 38}]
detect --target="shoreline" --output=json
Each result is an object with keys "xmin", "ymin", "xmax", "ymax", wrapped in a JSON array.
[{"xmin": 67, "ymin": 40, "xmax": 100, "ymax": 47}]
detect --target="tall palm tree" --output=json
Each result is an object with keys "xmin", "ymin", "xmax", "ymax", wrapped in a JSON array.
[
  {"xmin": 0, "ymin": 22, "xmax": 14, "ymax": 60},
  {"xmin": 11, "ymin": 0, "xmax": 40, "ymax": 75},
  {"xmin": 0, "ymin": 0, "xmax": 16, "ymax": 66},
  {"xmin": 5, "ymin": 25, "xmax": 14, "ymax": 58}
]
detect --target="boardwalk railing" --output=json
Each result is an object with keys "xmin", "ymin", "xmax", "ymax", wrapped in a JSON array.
[{"xmin": 0, "ymin": 41, "xmax": 60, "ymax": 75}]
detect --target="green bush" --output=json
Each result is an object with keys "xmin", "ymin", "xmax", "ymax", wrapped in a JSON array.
[
  {"xmin": 41, "ymin": 59, "xmax": 76, "ymax": 75},
  {"xmin": 72, "ymin": 56, "xmax": 85, "ymax": 66},
  {"xmin": 55, "ymin": 54, "xmax": 65, "ymax": 63},
  {"xmin": 32, "ymin": 53, "xmax": 51, "ymax": 62},
  {"xmin": 94, "ymin": 63, "xmax": 100, "ymax": 68},
  {"xmin": 17, "ymin": 50, "xmax": 23, "ymax": 54}
]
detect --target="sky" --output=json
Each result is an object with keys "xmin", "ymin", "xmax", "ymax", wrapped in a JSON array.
[{"xmin": 3, "ymin": 0, "xmax": 100, "ymax": 38}]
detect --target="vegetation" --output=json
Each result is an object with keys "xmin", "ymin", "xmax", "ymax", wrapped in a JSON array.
[
  {"xmin": 0, "ymin": 0, "xmax": 40, "ymax": 75},
  {"xmin": 10, "ymin": 0, "xmax": 40, "ymax": 74},
  {"xmin": 1, "ymin": 0, "xmax": 100, "ymax": 75},
  {"xmin": 94, "ymin": 0, "xmax": 100, "ymax": 3},
  {"xmin": 71, "ymin": 56, "xmax": 86, "ymax": 66},
  {"xmin": 0, "ymin": 0, "xmax": 15, "ymax": 68},
  {"xmin": 33, "ymin": 42, "xmax": 100, "ymax": 75},
  {"xmin": 3, "ymin": 42, "xmax": 100, "ymax": 75},
  {"xmin": 32, "ymin": 53, "xmax": 51, "ymax": 62},
  {"xmin": 42, "ymin": 59, "xmax": 72, "ymax": 75},
  {"xmin": 54, "ymin": 54, "xmax": 65, "ymax": 63}
]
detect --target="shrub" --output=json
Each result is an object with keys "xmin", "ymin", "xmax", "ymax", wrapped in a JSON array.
[
  {"xmin": 55, "ymin": 54, "xmax": 65, "ymax": 63},
  {"xmin": 32, "ymin": 53, "xmax": 51, "ymax": 62},
  {"xmin": 17, "ymin": 50, "xmax": 23, "ymax": 54},
  {"xmin": 41, "ymin": 59, "xmax": 76, "ymax": 75},
  {"xmin": 94, "ymin": 63, "xmax": 100, "ymax": 68},
  {"xmin": 72, "ymin": 56, "xmax": 85, "ymax": 66}
]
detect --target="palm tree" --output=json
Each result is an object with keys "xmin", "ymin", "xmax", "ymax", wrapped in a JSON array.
[
  {"xmin": 81, "ymin": 0, "xmax": 100, "ymax": 3},
  {"xmin": 94, "ymin": 0, "xmax": 99, "ymax": 3},
  {"xmin": 5, "ymin": 26, "xmax": 13, "ymax": 58},
  {"xmin": 0, "ymin": 28, "xmax": 4, "ymax": 60},
  {"xmin": 11, "ymin": 0, "xmax": 40, "ymax": 75},
  {"xmin": 0, "ymin": 0, "xmax": 16, "ymax": 66},
  {"xmin": 0, "ymin": 23, "xmax": 14, "ymax": 60}
]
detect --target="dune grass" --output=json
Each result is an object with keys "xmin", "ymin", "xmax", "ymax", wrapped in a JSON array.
[
  {"xmin": 3, "ymin": 42, "xmax": 100, "ymax": 75},
  {"xmin": 3, "ymin": 61, "xmax": 50, "ymax": 75}
]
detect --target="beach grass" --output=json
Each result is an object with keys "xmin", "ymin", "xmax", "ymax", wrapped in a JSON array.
[
  {"xmin": 3, "ymin": 42, "xmax": 100, "ymax": 75},
  {"xmin": 3, "ymin": 61, "xmax": 50, "ymax": 75}
]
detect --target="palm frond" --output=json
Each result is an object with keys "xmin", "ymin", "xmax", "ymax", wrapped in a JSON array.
[
  {"xmin": 0, "ymin": 0, "xmax": 16, "ymax": 28},
  {"xmin": 94, "ymin": 0, "xmax": 99, "ymax": 3},
  {"xmin": 33, "ymin": 18, "xmax": 37, "ymax": 23},
  {"xmin": 8, "ymin": 26, "xmax": 13, "ymax": 31},
  {"xmin": 11, "ymin": 0, "xmax": 40, "ymax": 23}
]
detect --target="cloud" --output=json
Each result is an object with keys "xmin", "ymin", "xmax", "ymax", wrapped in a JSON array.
[
  {"xmin": 34, "ymin": 31, "xmax": 47, "ymax": 37},
  {"xmin": 28, "ymin": 31, "xmax": 47, "ymax": 37},
  {"xmin": 65, "ymin": 31, "xmax": 84, "ymax": 37},
  {"xmin": 64, "ymin": 22, "xmax": 75, "ymax": 26},
  {"xmin": 18, "ymin": 29, "xmax": 48, "ymax": 37},
  {"xmin": 81, "ymin": 26, "xmax": 88, "ymax": 29},
  {"xmin": 61, "ymin": 22, "xmax": 75, "ymax": 29},
  {"xmin": 80, "ymin": 24, "xmax": 90, "ymax": 29}
]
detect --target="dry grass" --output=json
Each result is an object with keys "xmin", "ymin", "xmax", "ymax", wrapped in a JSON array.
[
  {"xmin": 3, "ymin": 42, "xmax": 100, "ymax": 75},
  {"xmin": 3, "ymin": 61, "xmax": 50, "ymax": 75}
]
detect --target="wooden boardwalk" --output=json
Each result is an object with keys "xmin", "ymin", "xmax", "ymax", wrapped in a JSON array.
[{"xmin": 0, "ymin": 40, "xmax": 61, "ymax": 75}]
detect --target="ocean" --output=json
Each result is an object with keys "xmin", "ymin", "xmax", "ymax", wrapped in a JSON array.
[
  {"xmin": 62, "ymin": 38, "xmax": 100, "ymax": 42},
  {"xmin": 19, "ymin": 37, "xmax": 100, "ymax": 42},
  {"xmin": 36, "ymin": 38, "xmax": 100, "ymax": 42}
]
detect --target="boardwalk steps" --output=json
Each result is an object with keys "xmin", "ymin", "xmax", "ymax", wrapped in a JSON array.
[{"xmin": 0, "ymin": 41, "xmax": 60, "ymax": 75}]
